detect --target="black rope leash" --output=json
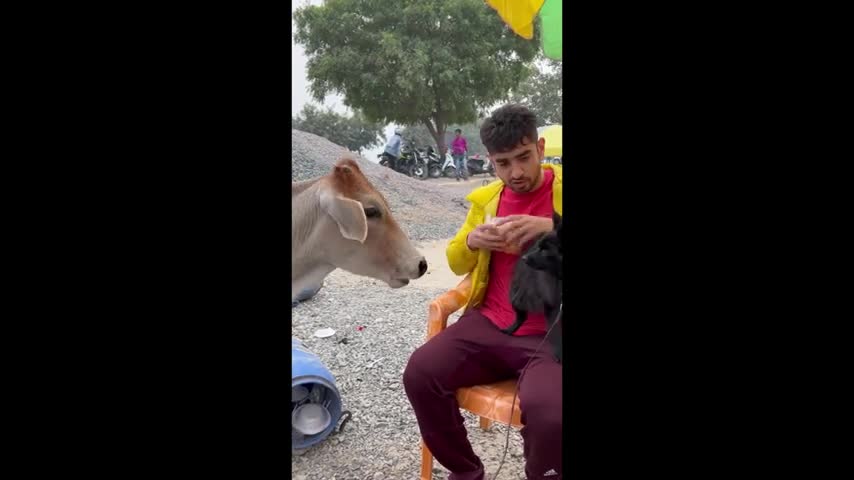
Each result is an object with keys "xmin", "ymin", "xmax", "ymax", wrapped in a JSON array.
[
  {"xmin": 335, "ymin": 410, "xmax": 353, "ymax": 434},
  {"xmin": 492, "ymin": 303, "xmax": 562, "ymax": 480}
]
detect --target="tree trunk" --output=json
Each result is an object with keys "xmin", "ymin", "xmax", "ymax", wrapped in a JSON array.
[
  {"xmin": 433, "ymin": 127, "xmax": 447, "ymax": 157},
  {"xmin": 422, "ymin": 119, "xmax": 447, "ymax": 157}
]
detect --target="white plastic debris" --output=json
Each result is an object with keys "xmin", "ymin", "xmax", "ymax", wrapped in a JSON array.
[{"xmin": 313, "ymin": 328, "xmax": 336, "ymax": 338}]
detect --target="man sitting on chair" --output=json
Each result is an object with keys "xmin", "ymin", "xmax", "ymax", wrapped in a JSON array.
[{"xmin": 403, "ymin": 104, "xmax": 564, "ymax": 480}]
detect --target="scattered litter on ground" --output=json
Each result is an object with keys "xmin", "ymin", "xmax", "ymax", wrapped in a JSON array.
[{"xmin": 313, "ymin": 328, "xmax": 336, "ymax": 338}]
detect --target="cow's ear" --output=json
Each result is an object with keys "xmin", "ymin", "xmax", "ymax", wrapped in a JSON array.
[{"xmin": 319, "ymin": 192, "xmax": 368, "ymax": 243}]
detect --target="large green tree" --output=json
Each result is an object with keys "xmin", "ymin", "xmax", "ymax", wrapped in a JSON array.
[
  {"xmin": 292, "ymin": 103, "xmax": 385, "ymax": 153},
  {"xmin": 293, "ymin": 0, "xmax": 538, "ymax": 155},
  {"xmin": 511, "ymin": 58, "xmax": 563, "ymax": 127}
]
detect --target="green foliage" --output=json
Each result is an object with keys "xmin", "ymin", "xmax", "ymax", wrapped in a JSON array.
[
  {"xmin": 399, "ymin": 125, "xmax": 436, "ymax": 151},
  {"xmin": 511, "ymin": 58, "xmax": 562, "ymax": 127},
  {"xmin": 292, "ymin": 103, "xmax": 385, "ymax": 153},
  {"xmin": 293, "ymin": 0, "xmax": 539, "ymax": 153}
]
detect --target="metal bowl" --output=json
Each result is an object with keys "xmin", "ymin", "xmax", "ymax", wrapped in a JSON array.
[{"xmin": 292, "ymin": 403, "xmax": 332, "ymax": 436}]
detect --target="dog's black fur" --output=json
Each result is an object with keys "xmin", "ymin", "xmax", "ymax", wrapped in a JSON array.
[{"xmin": 502, "ymin": 212, "xmax": 563, "ymax": 362}]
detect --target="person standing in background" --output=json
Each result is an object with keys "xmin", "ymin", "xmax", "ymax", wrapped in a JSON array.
[{"xmin": 451, "ymin": 128, "xmax": 468, "ymax": 182}]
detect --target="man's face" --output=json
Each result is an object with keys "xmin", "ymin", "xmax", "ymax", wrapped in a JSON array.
[{"xmin": 489, "ymin": 136, "xmax": 545, "ymax": 193}]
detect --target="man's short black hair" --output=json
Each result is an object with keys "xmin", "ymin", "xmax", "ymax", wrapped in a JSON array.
[
  {"xmin": 480, "ymin": 104, "xmax": 539, "ymax": 154},
  {"xmin": 454, "ymin": 128, "xmax": 462, "ymax": 134}
]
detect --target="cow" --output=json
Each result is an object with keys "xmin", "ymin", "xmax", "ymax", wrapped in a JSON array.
[{"xmin": 292, "ymin": 157, "xmax": 428, "ymax": 303}]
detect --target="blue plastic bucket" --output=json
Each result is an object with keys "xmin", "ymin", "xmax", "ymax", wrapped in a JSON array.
[{"xmin": 291, "ymin": 337, "xmax": 342, "ymax": 449}]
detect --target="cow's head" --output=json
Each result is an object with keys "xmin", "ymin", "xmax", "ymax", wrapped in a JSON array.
[{"xmin": 317, "ymin": 157, "xmax": 427, "ymax": 287}]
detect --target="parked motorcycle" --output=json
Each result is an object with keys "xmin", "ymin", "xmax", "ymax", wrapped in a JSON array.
[
  {"xmin": 466, "ymin": 154, "xmax": 496, "ymax": 177},
  {"xmin": 423, "ymin": 146, "xmax": 443, "ymax": 178},
  {"xmin": 441, "ymin": 151, "xmax": 457, "ymax": 178},
  {"xmin": 378, "ymin": 150, "xmax": 418, "ymax": 177},
  {"xmin": 377, "ymin": 140, "xmax": 428, "ymax": 179},
  {"xmin": 378, "ymin": 152, "xmax": 406, "ymax": 174},
  {"xmin": 403, "ymin": 143, "xmax": 429, "ymax": 180}
]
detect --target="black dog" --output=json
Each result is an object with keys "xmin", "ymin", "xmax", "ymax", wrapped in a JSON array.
[{"xmin": 501, "ymin": 212, "xmax": 563, "ymax": 362}]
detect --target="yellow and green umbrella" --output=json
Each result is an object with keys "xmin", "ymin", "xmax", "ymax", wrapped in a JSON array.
[
  {"xmin": 538, "ymin": 125, "xmax": 562, "ymax": 157},
  {"xmin": 485, "ymin": 0, "xmax": 562, "ymax": 60}
]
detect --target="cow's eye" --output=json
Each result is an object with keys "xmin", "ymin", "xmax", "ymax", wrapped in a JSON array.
[{"xmin": 364, "ymin": 207, "xmax": 381, "ymax": 218}]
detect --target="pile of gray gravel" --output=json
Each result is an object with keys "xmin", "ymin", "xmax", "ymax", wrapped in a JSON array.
[{"xmin": 292, "ymin": 129, "xmax": 469, "ymax": 242}]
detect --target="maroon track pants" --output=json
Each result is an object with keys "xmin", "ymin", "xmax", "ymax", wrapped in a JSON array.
[{"xmin": 403, "ymin": 309, "xmax": 563, "ymax": 480}]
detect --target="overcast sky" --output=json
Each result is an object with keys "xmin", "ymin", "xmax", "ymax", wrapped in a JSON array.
[{"xmin": 292, "ymin": 1, "xmax": 395, "ymax": 162}]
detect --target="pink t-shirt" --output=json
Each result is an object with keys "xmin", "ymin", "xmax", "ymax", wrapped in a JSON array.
[
  {"xmin": 478, "ymin": 169, "xmax": 555, "ymax": 336},
  {"xmin": 451, "ymin": 136, "xmax": 468, "ymax": 155}
]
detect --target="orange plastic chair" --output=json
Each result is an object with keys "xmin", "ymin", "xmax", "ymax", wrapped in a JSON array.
[{"xmin": 419, "ymin": 274, "xmax": 523, "ymax": 480}]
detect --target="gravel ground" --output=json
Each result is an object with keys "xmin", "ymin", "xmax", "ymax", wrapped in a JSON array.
[
  {"xmin": 292, "ymin": 129, "xmax": 476, "ymax": 241},
  {"xmin": 292, "ymin": 270, "xmax": 526, "ymax": 480}
]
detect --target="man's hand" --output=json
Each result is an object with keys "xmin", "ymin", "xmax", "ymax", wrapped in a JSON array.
[
  {"xmin": 466, "ymin": 223, "xmax": 508, "ymax": 251},
  {"xmin": 494, "ymin": 215, "xmax": 554, "ymax": 250}
]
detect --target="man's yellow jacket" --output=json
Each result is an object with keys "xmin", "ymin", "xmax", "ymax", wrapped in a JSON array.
[{"xmin": 446, "ymin": 164, "xmax": 563, "ymax": 311}]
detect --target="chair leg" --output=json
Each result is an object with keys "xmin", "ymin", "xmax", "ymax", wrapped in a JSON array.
[
  {"xmin": 480, "ymin": 416, "xmax": 493, "ymax": 431},
  {"xmin": 420, "ymin": 439, "xmax": 433, "ymax": 480}
]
